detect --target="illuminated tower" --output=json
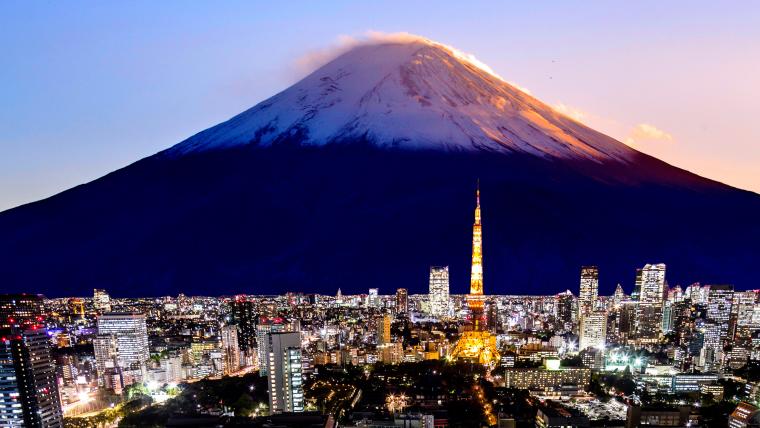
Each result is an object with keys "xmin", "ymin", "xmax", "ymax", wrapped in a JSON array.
[
  {"xmin": 468, "ymin": 182, "xmax": 485, "ymax": 329},
  {"xmin": 450, "ymin": 182, "xmax": 500, "ymax": 366}
]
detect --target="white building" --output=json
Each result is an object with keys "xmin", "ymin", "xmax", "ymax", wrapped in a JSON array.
[
  {"xmin": 428, "ymin": 266, "xmax": 450, "ymax": 318},
  {"xmin": 93, "ymin": 289, "xmax": 112, "ymax": 313},
  {"xmin": 267, "ymin": 332, "xmax": 304, "ymax": 414},
  {"xmin": 579, "ymin": 311, "xmax": 607, "ymax": 351},
  {"xmin": 637, "ymin": 263, "xmax": 667, "ymax": 342},
  {"xmin": 578, "ymin": 266, "xmax": 599, "ymax": 314},
  {"xmin": 95, "ymin": 312, "xmax": 149, "ymax": 386}
]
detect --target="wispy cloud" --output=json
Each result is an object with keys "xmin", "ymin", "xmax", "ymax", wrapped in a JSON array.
[
  {"xmin": 553, "ymin": 102, "xmax": 587, "ymax": 123},
  {"xmin": 624, "ymin": 123, "xmax": 674, "ymax": 146}
]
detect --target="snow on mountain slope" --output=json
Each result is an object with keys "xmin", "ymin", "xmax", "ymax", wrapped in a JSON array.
[{"xmin": 168, "ymin": 37, "xmax": 636, "ymax": 162}]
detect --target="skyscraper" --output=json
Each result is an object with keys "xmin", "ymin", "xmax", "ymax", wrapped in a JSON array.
[
  {"xmin": 707, "ymin": 285, "xmax": 734, "ymax": 344},
  {"xmin": 377, "ymin": 314, "xmax": 392, "ymax": 345},
  {"xmin": 555, "ymin": 290, "xmax": 575, "ymax": 333},
  {"xmin": 220, "ymin": 324, "xmax": 241, "ymax": 375},
  {"xmin": 257, "ymin": 317, "xmax": 285, "ymax": 376},
  {"xmin": 231, "ymin": 295, "xmax": 256, "ymax": 354},
  {"xmin": 95, "ymin": 312, "xmax": 149, "ymax": 386},
  {"xmin": 367, "ymin": 288, "xmax": 380, "ymax": 308},
  {"xmin": 578, "ymin": 266, "xmax": 599, "ymax": 315},
  {"xmin": 0, "ymin": 329, "xmax": 64, "ymax": 428},
  {"xmin": 636, "ymin": 263, "xmax": 667, "ymax": 343},
  {"xmin": 266, "ymin": 332, "xmax": 304, "ymax": 414},
  {"xmin": 579, "ymin": 311, "xmax": 607, "ymax": 351},
  {"xmin": 428, "ymin": 266, "xmax": 450, "ymax": 318},
  {"xmin": 93, "ymin": 289, "xmax": 112, "ymax": 313},
  {"xmin": 395, "ymin": 288, "xmax": 408, "ymax": 315}
]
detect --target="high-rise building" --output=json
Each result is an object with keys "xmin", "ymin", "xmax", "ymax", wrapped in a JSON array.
[
  {"xmin": 231, "ymin": 296, "xmax": 256, "ymax": 354},
  {"xmin": 0, "ymin": 294, "xmax": 44, "ymax": 330},
  {"xmin": 266, "ymin": 332, "xmax": 304, "ymax": 414},
  {"xmin": 395, "ymin": 288, "xmax": 408, "ymax": 315},
  {"xmin": 636, "ymin": 263, "xmax": 667, "ymax": 342},
  {"xmin": 0, "ymin": 329, "xmax": 64, "ymax": 428},
  {"xmin": 428, "ymin": 266, "xmax": 450, "ymax": 318},
  {"xmin": 95, "ymin": 312, "xmax": 149, "ymax": 386},
  {"xmin": 92, "ymin": 334, "xmax": 118, "ymax": 386},
  {"xmin": 579, "ymin": 311, "xmax": 607, "ymax": 351},
  {"xmin": 220, "ymin": 324, "xmax": 241, "ymax": 374},
  {"xmin": 367, "ymin": 288, "xmax": 380, "ymax": 308},
  {"xmin": 555, "ymin": 290, "xmax": 575, "ymax": 333},
  {"xmin": 707, "ymin": 284, "xmax": 734, "ymax": 343},
  {"xmin": 257, "ymin": 317, "xmax": 285, "ymax": 376},
  {"xmin": 377, "ymin": 314, "xmax": 392, "ymax": 345},
  {"xmin": 93, "ymin": 289, "xmax": 112, "ymax": 313},
  {"xmin": 578, "ymin": 266, "xmax": 599, "ymax": 315}
]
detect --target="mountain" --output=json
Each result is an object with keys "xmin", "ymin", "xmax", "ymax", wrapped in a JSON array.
[{"xmin": 1, "ymin": 37, "xmax": 758, "ymax": 297}]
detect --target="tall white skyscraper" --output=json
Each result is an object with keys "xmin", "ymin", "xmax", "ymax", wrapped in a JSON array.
[
  {"xmin": 636, "ymin": 263, "xmax": 666, "ymax": 342},
  {"xmin": 578, "ymin": 266, "xmax": 599, "ymax": 314},
  {"xmin": 429, "ymin": 266, "xmax": 450, "ymax": 318},
  {"xmin": 579, "ymin": 311, "xmax": 607, "ymax": 350},
  {"xmin": 267, "ymin": 332, "xmax": 304, "ymax": 414},
  {"xmin": 367, "ymin": 288, "xmax": 380, "ymax": 308},
  {"xmin": 707, "ymin": 284, "xmax": 734, "ymax": 342},
  {"xmin": 95, "ymin": 312, "xmax": 149, "ymax": 386}
]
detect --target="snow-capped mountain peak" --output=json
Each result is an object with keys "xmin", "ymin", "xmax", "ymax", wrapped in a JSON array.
[{"xmin": 169, "ymin": 37, "xmax": 634, "ymax": 162}]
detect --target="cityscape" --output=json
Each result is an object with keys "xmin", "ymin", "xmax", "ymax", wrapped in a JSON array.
[{"xmin": 3, "ymin": 188, "xmax": 760, "ymax": 427}]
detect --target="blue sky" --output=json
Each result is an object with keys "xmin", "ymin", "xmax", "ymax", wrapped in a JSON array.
[{"xmin": 2, "ymin": 1, "xmax": 759, "ymax": 210}]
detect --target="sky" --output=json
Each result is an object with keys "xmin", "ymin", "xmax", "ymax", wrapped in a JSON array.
[{"xmin": 2, "ymin": 1, "xmax": 759, "ymax": 211}]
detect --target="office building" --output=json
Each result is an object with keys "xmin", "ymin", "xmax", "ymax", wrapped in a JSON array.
[
  {"xmin": 636, "ymin": 263, "xmax": 667, "ymax": 342},
  {"xmin": 257, "ymin": 317, "xmax": 285, "ymax": 376},
  {"xmin": 95, "ymin": 312, "xmax": 149, "ymax": 386},
  {"xmin": 93, "ymin": 289, "xmax": 112, "ymax": 313},
  {"xmin": 221, "ymin": 324, "xmax": 241, "ymax": 374},
  {"xmin": 578, "ymin": 266, "xmax": 599, "ymax": 314},
  {"xmin": 707, "ymin": 284, "xmax": 734, "ymax": 343},
  {"xmin": 367, "ymin": 288, "xmax": 380, "ymax": 308},
  {"xmin": 377, "ymin": 314, "xmax": 392, "ymax": 345},
  {"xmin": 428, "ymin": 266, "xmax": 450, "ymax": 318},
  {"xmin": 267, "ymin": 332, "xmax": 304, "ymax": 414},
  {"xmin": 395, "ymin": 288, "xmax": 408, "ymax": 315},
  {"xmin": 579, "ymin": 311, "xmax": 607, "ymax": 351},
  {"xmin": 729, "ymin": 402, "xmax": 760, "ymax": 428},
  {"xmin": 0, "ymin": 294, "xmax": 44, "ymax": 330},
  {"xmin": 0, "ymin": 329, "xmax": 64, "ymax": 428},
  {"xmin": 231, "ymin": 295, "xmax": 257, "ymax": 354}
]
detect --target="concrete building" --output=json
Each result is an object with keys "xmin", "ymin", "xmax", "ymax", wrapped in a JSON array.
[
  {"xmin": 428, "ymin": 266, "xmax": 450, "ymax": 319},
  {"xmin": 0, "ymin": 329, "xmax": 64, "ymax": 428},
  {"xmin": 267, "ymin": 332, "xmax": 304, "ymax": 414}
]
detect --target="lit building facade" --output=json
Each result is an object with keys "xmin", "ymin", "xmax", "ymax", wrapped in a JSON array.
[
  {"xmin": 579, "ymin": 310, "xmax": 607, "ymax": 351},
  {"xmin": 267, "ymin": 332, "xmax": 304, "ymax": 414},
  {"xmin": 95, "ymin": 312, "xmax": 149, "ymax": 386},
  {"xmin": 428, "ymin": 266, "xmax": 450, "ymax": 318},
  {"xmin": 578, "ymin": 266, "xmax": 599, "ymax": 315},
  {"xmin": 0, "ymin": 329, "xmax": 64, "ymax": 428},
  {"xmin": 636, "ymin": 263, "xmax": 667, "ymax": 343},
  {"xmin": 395, "ymin": 288, "xmax": 408, "ymax": 315}
]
